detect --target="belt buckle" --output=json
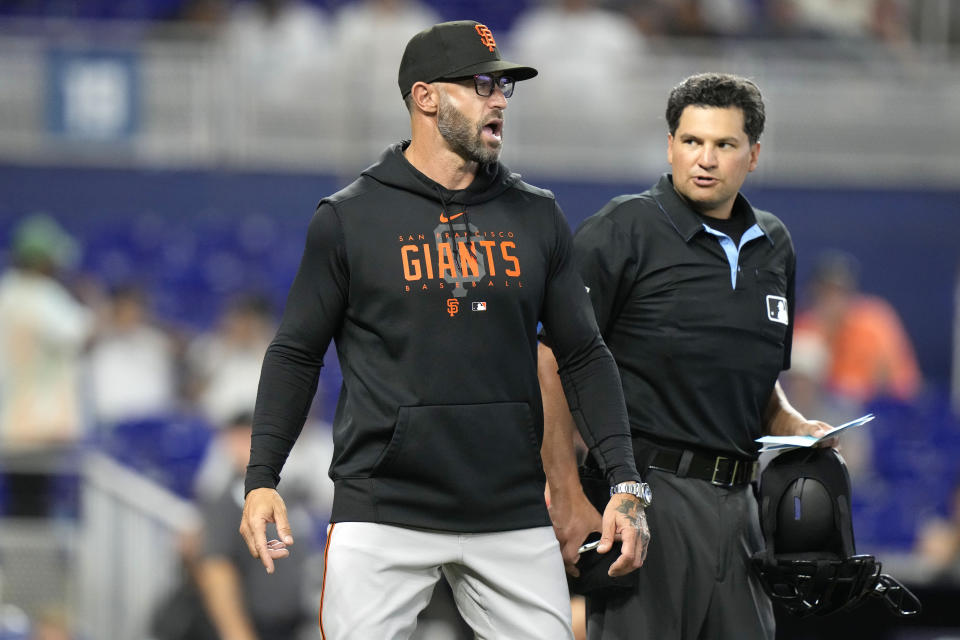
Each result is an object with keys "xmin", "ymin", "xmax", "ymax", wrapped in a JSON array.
[{"xmin": 711, "ymin": 456, "xmax": 738, "ymax": 487}]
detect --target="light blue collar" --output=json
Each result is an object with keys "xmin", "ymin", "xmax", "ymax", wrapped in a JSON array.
[{"xmin": 701, "ymin": 223, "xmax": 764, "ymax": 289}]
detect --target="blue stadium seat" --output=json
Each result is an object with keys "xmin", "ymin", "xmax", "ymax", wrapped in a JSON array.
[{"xmin": 101, "ymin": 412, "xmax": 214, "ymax": 499}]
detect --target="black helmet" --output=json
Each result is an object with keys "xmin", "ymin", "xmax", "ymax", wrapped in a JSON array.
[
  {"xmin": 775, "ymin": 473, "xmax": 838, "ymax": 555},
  {"xmin": 751, "ymin": 447, "xmax": 920, "ymax": 617}
]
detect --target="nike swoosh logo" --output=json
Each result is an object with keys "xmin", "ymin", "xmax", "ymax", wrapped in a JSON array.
[{"xmin": 439, "ymin": 212, "xmax": 465, "ymax": 223}]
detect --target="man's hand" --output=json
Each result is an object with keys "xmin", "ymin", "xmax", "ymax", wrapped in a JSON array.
[
  {"xmin": 547, "ymin": 487, "xmax": 603, "ymax": 577},
  {"xmin": 239, "ymin": 487, "xmax": 294, "ymax": 574},
  {"xmin": 794, "ymin": 419, "xmax": 838, "ymax": 449},
  {"xmin": 598, "ymin": 493, "xmax": 650, "ymax": 577},
  {"xmin": 765, "ymin": 382, "xmax": 837, "ymax": 448}
]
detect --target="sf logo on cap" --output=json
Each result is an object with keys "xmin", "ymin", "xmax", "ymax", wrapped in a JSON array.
[{"xmin": 475, "ymin": 24, "xmax": 496, "ymax": 52}]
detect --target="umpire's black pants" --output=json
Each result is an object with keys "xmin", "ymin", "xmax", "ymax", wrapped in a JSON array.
[{"xmin": 586, "ymin": 469, "xmax": 775, "ymax": 640}]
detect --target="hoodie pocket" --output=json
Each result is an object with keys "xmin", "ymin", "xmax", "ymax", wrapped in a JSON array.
[{"xmin": 372, "ymin": 402, "xmax": 545, "ymax": 521}]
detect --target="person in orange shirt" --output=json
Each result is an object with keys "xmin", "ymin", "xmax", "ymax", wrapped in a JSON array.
[{"xmin": 795, "ymin": 250, "xmax": 922, "ymax": 404}]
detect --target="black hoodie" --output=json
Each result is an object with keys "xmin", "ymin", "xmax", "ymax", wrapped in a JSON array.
[{"xmin": 246, "ymin": 142, "xmax": 639, "ymax": 532}]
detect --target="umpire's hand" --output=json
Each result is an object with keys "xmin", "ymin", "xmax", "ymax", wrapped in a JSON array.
[
  {"xmin": 600, "ymin": 493, "xmax": 651, "ymax": 577},
  {"xmin": 239, "ymin": 487, "xmax": 294, "ymax": 574}
]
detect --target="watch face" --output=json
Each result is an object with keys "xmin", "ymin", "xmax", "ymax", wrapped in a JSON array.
[{"xmin": 640, "ymin": 483, "xmax": 653, "ymax": 506}]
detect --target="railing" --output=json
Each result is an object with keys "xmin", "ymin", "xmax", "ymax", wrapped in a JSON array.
[{"xmin": 77, "ymin": 452, "xmax": 199, "ymax": 640}]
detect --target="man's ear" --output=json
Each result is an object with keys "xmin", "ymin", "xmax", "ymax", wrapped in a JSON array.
[
  {"xmin": 410, "ymin": 81, "xmax": 439, "ymax": 115},
  {"xmin": 748, "ymin": 141, "xmax": 761, "ymax": 173}
]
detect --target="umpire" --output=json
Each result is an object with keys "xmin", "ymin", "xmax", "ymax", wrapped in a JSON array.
[{"xmin": 539, "ymin": 73, "xmax": 836, "ymax": 639}]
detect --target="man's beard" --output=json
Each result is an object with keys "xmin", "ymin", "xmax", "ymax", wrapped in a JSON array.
[{"xmin": 437, "ymin": 92, "xmax": 501, "ymax": 165}]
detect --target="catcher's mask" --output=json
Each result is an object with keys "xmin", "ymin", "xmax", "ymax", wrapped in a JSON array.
[{"xmin": 751, "ymin": 447, "xmax": 920, "ymax": 617}]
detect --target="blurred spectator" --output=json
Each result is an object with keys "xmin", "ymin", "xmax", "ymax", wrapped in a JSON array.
[
  {"xmin": 782, "ymin": 330, "xmax": 833, "ymax": 417},
  {"xmin": 509, "ymin": 0, "xmax": 644, "ymax": 153},
  {"xmin": 185, "ymin": 293, "xmax": 275, "ymax": 427},
  {"xmin": 621, "ymin": 0, "xmax": 709, "ymax": 38},
  {"xmin": 616, "ymin": 0, "xmax": 760, "ymax": 39},
  {"xmin": 916, "ymin": 482, "xmax": 960, "ymax": 584},
  {"xmin": 769, "ymin": 0, "xmax": 910, "ymax": 44},
  {"xmin": 0, "ymin": 214, "xmax": 92, "ymax": 452},
  {"xmin": 794, "ymin": 250, "xmax": 922, "ymax": 406},
  {"xmin": 186, "ymin": 412, "xmax": 333, "ymax": 639},
  {"xmin": 0, "ymin": 214, "xmax": 91, "ymax": 520},
  {"xmin": 0, "ymin": 601, "xmax": 31, "ymax": 640},
  {"xmin": 178, "ymin": 0, "xmax": 229, "ymax": 26},
  {"xmin": 84, "ymin": 285, "xmax": 179, "ymax": 429},
  {"xmin": 27, "ymin": 610, "xmax": 73, "ymax": 640},
  {"xmin": 780, "ymin": 330, "xmax": 872, "ymax": 477},
  {"xmin": 696, "ymin": 0, "xmax": 762, "ymax": 36},
  {"xmin": 511, "ymin": 0, "xmax": 644, "ymax": 70},
  {"xmin": 193, "ymin": 411, "xmax": 333, "ymax": 512},
  {"xmin": 329, "ymin": 0, "xmax": 439, "ymax": 162},
  {"xmin": 221, "ymin": 0, "xmax": 331, "ymax": 105}
]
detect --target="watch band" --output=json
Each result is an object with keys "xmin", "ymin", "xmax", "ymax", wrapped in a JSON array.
[{"xmin": 610, "ymin": 481, "xmax": 653, "ymax": 508}]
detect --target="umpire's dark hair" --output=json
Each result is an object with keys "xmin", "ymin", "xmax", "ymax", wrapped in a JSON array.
[{"xmin": 666, "ymin": 73, "xmax": 765, "ymax": 145}]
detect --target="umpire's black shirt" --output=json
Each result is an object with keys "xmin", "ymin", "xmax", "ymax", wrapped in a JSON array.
[{"xmin": 573, "ymin": 174, "xmax": 795, "ymax": 460}]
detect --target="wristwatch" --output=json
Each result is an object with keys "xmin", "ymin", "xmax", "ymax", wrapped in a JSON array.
[{"xmin": 610, "ymin": 481, "xmax": 653, "ymax": 508}]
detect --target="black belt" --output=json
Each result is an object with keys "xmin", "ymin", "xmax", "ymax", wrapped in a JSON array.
[{"xmin": 647, "ymin": 447, "xmax": 757, "ymax": 487}]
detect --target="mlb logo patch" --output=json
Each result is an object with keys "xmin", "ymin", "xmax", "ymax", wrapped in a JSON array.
[
  {"xmin": 471, "ymin": 301, "xmax": 487, "ymax": 311},
  {"xmin": 766, "ymin": 295, "xmax": 788, "ymax": 325}
]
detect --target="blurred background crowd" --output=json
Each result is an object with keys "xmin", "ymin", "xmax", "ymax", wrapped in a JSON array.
[
  {"xmin": 0, "ymin": 0, "xmax": 958, "ymax": 639},
  {"xmin": 0, "ymin": 0, "xmax": 948, "ymax": 42}
]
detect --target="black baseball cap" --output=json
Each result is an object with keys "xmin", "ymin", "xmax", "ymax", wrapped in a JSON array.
[{"xmin": 398, "ymin": 20, "xmax": 538, "ymax": 98}]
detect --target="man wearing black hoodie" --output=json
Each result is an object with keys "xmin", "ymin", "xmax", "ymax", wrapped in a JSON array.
[{"xmin": 238, "ymin": 20, "xmax": 650, "ymax": 639}]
